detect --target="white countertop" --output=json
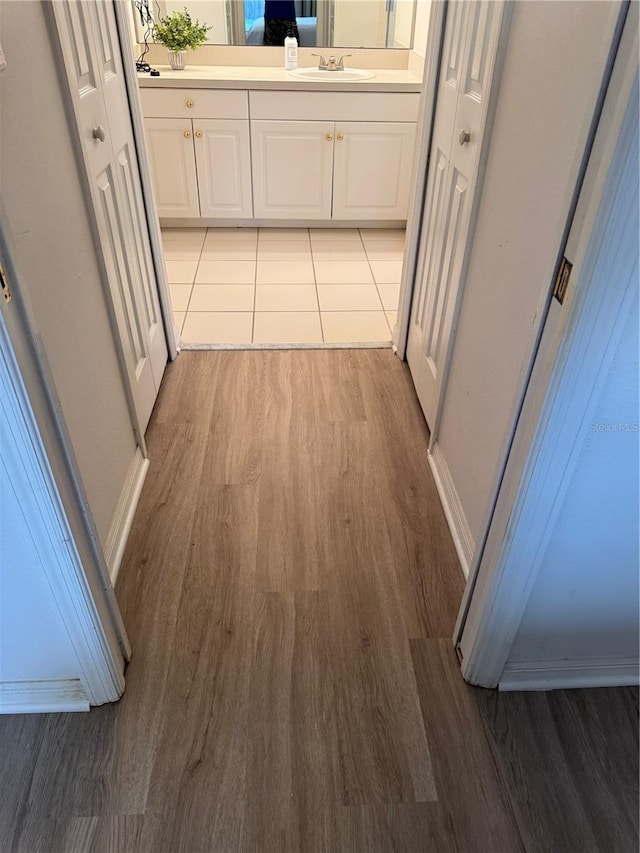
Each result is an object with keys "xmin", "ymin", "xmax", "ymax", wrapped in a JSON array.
[{"xmin": 137, "ymin": 65, "xmax": 422, "ymax": 93}]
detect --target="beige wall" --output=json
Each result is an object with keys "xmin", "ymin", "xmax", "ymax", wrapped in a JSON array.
[
  {"xmin": 408, "ymin": 0, "xmax": 430, "ymax": 80},
  {"xmin": 411, "ymin": 0, "xmax": 430, "ymax": 58},
  {"xmin": 394, "ymin": 0, "xmax": 417, "ymax": 49},
  {"xmin": 0, "ymin": 1, "xmax": 138, "ymax": 546},
  {"xmin": 435, "ymin": 1, "xmax": 622, "ymax": 546}
]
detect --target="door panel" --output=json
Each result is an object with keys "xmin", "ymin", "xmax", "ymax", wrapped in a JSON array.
[
  {"xmin": 144, "ymin": 118, "xmax": 200, "ymax": 218},
  {"xmin": 407, "ymin": 1, "xmax": 505, "ymax": 429},
  {"xmin": 251, "ymin": 120, "xmax": 334, "ymax": 219},
  {"xmin": 194, "ymin": 119, "xmax": 253, "ymax": 218},
  {"xmin": 332, "ymin": 122, "xmax": 416, "ymax": 220},
  {"xmin": 52, "ymin": 0, "xmax": 167, "ymax": 434},
  {"xmin": 114, "ymin": 141, "xmax": 168, "ymax": 392},
  {"xmin": 95, "ymin": 164, "xmax": 157, "ymax": 423},
  {"xmin": 60, "ymin": 1, "xmax": 98, "ymax": 97}
]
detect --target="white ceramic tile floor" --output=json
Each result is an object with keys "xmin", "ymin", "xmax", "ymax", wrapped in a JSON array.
[
  {"xmin": 376, "ymin": 282, "xmax": 402, "ymax": 312},
  {"xmin": 253, "ymin": 311, "xmax": 323, "ymax": 344},
  {"xmin": 182, "ymin": 311, "xmax": 253, "ymax": 345},
  {"xmin": 322, "ymin": 311, "xmax": 390, "ymax": 344},
  {"xmin": 189, "ymin": 284, "xmax": 255, "ymax": 312},
  {"xmin": 162, "ymin": 227, "xmax": 405, "ymax": 346},
  {"xmin": 255, "ymin": 284, "xmax": 318, "ymax": 312},
  {"xmin": 316, "ymin": 284, "xmax": 382, "ymax": 311},
  {"xmin": 196, "ymin": 259, "xmax": 256, "ymax": 284},
  {"xmin": 173, "ymin": 311, "xmax": 186, "ymax": 333},
  {"xmin": 369, "ymin": 260, "xmax": 405, "ymax": 283},
  {"xmin": 169, "ymin": 284, "xmax": 193, "ymax": 312}
]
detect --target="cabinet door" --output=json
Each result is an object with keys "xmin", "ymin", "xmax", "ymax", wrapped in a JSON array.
[
  {"xmin": 332, "ymin": 122, "xmax": 416, "ymax": 220},
  {"xmin": 194, "ymin": 119, "xmax": 253, "ymax": 218},
  {"xmin": 143, "ymin": 118, "xmax": 200, "ymax": 218},
  {"xmin": 251, "ymin": 120, "xmax": 334, "ymax": 219}
]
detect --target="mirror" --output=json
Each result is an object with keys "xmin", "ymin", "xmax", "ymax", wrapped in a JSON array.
[{"xmin": 134, "ymin": 0, "xmax": 418, "ymax": 50}]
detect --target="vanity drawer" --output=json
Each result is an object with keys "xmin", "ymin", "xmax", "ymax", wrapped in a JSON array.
[
  {"xmin": 139, "ymin": 88, "xmax": 249, "ymax": 120},
  {"xmin": 249, "ymin": 91, "xmax": 420, "ymax": 123}
]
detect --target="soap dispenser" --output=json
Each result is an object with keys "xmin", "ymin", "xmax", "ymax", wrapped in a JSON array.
[{"xmin": 284, "ymin": 28, "xmax": 298, "ymax": 70}]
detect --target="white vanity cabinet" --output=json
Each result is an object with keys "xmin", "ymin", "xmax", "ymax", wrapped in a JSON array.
[
  {"xmin": 332, "ymin": 122, "xmax": 417, "ymax": 220},
  {"xmin": 249, "ymin": 91, "xmax": 418, "ymax": 221},
  {"xmin": 138, "ymin": 83, "xmax": 420, "ymax": 224},
  {"xmin": 251, "ymin": 120, "xmax": 335, "ymax": 219},
  {"xmin": 140, "ymin": 89, "xmax": 253, "ymax": 219},
  {"xmin": 144, "ymin": 117, "xmax": 200, "ymax": 217}
]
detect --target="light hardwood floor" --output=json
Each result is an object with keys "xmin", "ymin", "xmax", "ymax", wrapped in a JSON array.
[{"xmin": 0, "ymin": 350, "xmax": 637, "ymax": 852}]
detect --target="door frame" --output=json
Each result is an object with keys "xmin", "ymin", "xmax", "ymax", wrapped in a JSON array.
[
  {"xmin": 394, "ymin": 0, "xmax": 445, "ymax": 358},
  {"xmin": 114, "ymin": 0, "xmax": 178, "ymax": 362},
  {"xmin": 395, "ymin": 0, "xmax": 512, "ymax": 436},
  {"xmin": 0, "ymin": 211, "xmax": 131, "ymax": 707},
  {"xmin": 455, "ymin": 1, "xmax": 636, "ymax": 688}
]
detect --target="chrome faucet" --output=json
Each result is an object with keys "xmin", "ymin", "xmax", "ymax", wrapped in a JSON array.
[{"xmin": 311, "ymin": 53, "xmax": 353, "ymax": 71}]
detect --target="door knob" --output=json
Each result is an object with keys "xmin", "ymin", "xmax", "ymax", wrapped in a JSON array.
[
  {"xmin": 326, "ymin": 133, "xmax": 333, "ymax": 142},
  {"xmin": 92, "ymin": 125, "xmax": 106, "ymax": 142},
  {"xmin": 184, "ymin": 130, "xmax": 191, "ymax": 139},
  {"xmin": 458, "ymin": 129, "xmax": 471, "ymax": 145},
  {"xmin": 337, "ymin": 132, "xmax": 344, "ymax": 141},
  {"xmin": 195, "ymin": 130, "xmax": 203, "ymax": 138}
]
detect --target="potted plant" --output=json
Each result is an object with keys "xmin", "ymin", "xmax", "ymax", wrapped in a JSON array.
[{"xmin": 153, "ymin": 7, "xmax": 211, "ymax": 71}]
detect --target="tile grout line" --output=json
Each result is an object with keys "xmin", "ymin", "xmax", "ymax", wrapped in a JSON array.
[
  {"xmin": 362, "ymin": 228, "xmax": 394, "ymax": 339},
  {"xmin": 308, "ymin": 228, "xmax": 325, "ymax": 343},
  {"xmin": 181, "ymin": 227, "xmax": 207, "ymax": 334},
  {"xmin": 360, "ymin": 228, "xmax": 388, "ymax": 319},
  {"xmin": 251, "ymin": 230, "xmax": 259, "ymax": 343}
]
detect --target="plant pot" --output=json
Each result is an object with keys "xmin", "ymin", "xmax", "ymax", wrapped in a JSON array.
[{"xmin": 168, "ymin": 50, "xmax": 187, "ymax": 71}]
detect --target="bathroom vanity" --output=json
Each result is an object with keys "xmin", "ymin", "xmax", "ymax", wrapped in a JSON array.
[{"xmin": 138, "ymin": 66, "xmax": 422, "ymax": 225}]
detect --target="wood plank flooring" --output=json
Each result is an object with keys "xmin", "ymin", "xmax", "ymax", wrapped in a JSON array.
[{"xmin": 0, "ymin": 350, "xmax": 637, "ymax": 852}]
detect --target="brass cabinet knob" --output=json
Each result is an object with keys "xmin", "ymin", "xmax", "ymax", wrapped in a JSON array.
[
  {"xmin": 195, "ymin": 130, "xmax": 203, "ymax": 138},
  {"xmin": 186, "ymin": 99, "xmax": 194, "ymax": 108},
  {"xmin": 337, "ymin": 132, "xmax": 344, "ymax": 141},
  {"xmin": 326, "ymin": 133, "xmax": 333, "ymax": 142},
  {"xmin": 184, "ymin": 130, "xmax": 191, "ymax": 139}
]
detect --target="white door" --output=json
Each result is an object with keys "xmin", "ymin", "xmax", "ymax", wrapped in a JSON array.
[
  {"xmin": 332, "ymin": 121, "xmax": 416, "ymax": 220},
  {"xmin": 144, "ymin": 118, "xmax": 200, "ymax": 219},
  {"xmin": 51, "ymin": 1, "xmax": 167, "ymax": 435},
  {"xmin": 251, "ymin": 120, "xmax": 334, "ymax": 219},
  {"xmin": 194, "ymin": 119, "xmax": 253, "ymax": 218},
  {"xmin": 407, "ymin": 1, "xmax": 505, "ymax": 427}
]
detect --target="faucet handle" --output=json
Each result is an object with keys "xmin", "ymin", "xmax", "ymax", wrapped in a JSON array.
[
  {"xmin": 337, "ymin": 53, "xmax": 352, "ymax": 69},
  {"xmin": 311, "ymin": 53, "xmax": 327, "ymax": 69}
]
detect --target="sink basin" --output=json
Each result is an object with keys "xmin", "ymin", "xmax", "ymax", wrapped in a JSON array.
[{"xmin": 288, "ymin": 68, "xmax": 375, "ymax": 82}]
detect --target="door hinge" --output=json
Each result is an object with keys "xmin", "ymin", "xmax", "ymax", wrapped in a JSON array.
[
  {"xmin": 553, "ymin": 256, "xmax": 572, "ymax": 305},
  {"xmin": 0, "ymin": 262, "xmax": 11, "ymax": 303}
]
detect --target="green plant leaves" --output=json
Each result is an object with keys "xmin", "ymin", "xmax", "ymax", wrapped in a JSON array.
[{"xmin": 153, "ymin": 6, "xmax": 211, "ymax": 52}]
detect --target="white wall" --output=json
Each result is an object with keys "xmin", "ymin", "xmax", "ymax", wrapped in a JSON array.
[
  {"xmin": 408, "ymin": 0, "xmax": 430, "ymax": 79},
  {"xmin": 162, "ymin": 0, "xmax": 228, "ymax": 44},
  {"xmin": 411, "ymin": 0, "xmax": 431, "ymax": 58},
  {"xmin": 508, "ymin": 292, "xmax": 639, "ymax": 664},
  {"xmin": 394, "ymin": 0, "xmax": 416, "ymax": 49},
  {"xmin": 0, "ymin": 453, "xmax": 81, "ymax": 682},
  {"xmin": 333, "ymin": 0, "xmax": 388, "ymax": 49},
  {"xmin": 435, "ymin": 1, "xmax": 622, "ymax": 549},
  {"xmin": 0, "ymin": 1, "xmax": 137, "ymax": 547}
]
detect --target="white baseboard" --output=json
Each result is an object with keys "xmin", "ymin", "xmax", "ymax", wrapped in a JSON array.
[
  {"xmin": 0, "ymin": 679, "xmax": 89, "ymax": 714},
  {"xmin": 499, "ymin": 656, "xmax": 640, "ymax": 691},
  {"xmin": 428, "ymin": 441, "xmax": 475, "ymax": 578},
  {"xmin": 104, "ymin": 448, "xmax": 149, "ymax": 584}
]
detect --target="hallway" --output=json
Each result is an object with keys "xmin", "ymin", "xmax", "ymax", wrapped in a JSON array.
[{"xmin": 0, "ymin": 350, "xmax": 637, "ymax": 852}]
